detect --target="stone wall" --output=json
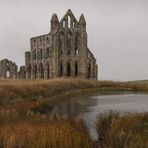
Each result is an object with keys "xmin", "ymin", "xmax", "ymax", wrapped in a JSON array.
[
  {"xmin": 23, "ymin": 9, "xmax": 98, "ymax": 80},
  {"xmin": 0, "ymin": 59, "xmax": 18, "ymax": 79},
  {"xmin": 0, "ymin": 10, "xmax": 98, "ymax": 80}
]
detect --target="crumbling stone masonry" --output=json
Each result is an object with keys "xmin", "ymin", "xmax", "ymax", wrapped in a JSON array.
[
  {"xmin": 0, "ymin": 10, "xmax": 98, "ymax": 80},
  {"xmin": 0, "ymin": 59, "xmax": 18, "ymax": 79}
]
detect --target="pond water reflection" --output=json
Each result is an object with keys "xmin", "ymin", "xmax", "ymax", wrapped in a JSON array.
[{"xmin": 52, "ymin": 94, "xmax": 148, "ymax": 140}]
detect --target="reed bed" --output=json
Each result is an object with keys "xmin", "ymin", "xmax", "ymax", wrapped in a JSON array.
[
  {"xmin": 0, "ymin": 109, "xmax": 148, "ymax": 148},
  {"xmin": 0, "ymin": 111, "xmax": 93, "ymax": 148},
  {"xmin": 96, "ymin": 112, "xmax": 148, "ymax": 148}
]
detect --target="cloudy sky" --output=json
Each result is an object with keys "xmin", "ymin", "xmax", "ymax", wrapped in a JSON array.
[{"xmin": 0, "ymin": 0, "xmax": 148, "ymax": 81}]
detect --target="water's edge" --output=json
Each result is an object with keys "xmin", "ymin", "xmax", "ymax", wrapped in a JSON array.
[{"xmin": 52, "ymin": 94, "xmax": 148, "ymax": 140}]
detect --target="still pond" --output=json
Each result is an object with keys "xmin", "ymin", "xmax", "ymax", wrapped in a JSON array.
[{"xmin": 52, "ymin": 94, "xmax": 148, "ymax": 140}]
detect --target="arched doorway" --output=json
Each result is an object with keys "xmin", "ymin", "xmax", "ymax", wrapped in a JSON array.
[
  {"xmin": 46, "ymin": 63, "xmax": 50, "ymax": 79},
  {"xmin": 66, "ymin": 62, "xmax": 71, "ymax": 77},
  {"xmin": 6, "ymin": 70, "xmax": 10, "ymax": 79},
  {"xmin": 33, "ymin": 64, "xmax": 37, "ymax": 79},
  {"xmin": 74, "ymin": 62, "xmax": 78, "ymax": 77},
  {"xmin": 39, "ymin": 63, "xmax": 44, "ymax": 79}
]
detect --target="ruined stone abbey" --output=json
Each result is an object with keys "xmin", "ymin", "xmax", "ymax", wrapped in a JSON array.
[{"xmin": 0, "ymin": 10, "xmax": 98, "ymax": 80}]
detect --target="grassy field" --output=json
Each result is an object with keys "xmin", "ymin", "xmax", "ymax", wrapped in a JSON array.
[
  {"xmin": 0, "ymin": 79, "xmax": 148, "ymax": 148},
  {"xmin": 1, "ymin": 78, "xmax": 148, "ymax": 105},
  {"xmin": 0, "ymin": 79, "xmax": 128, "ymax": 114}
]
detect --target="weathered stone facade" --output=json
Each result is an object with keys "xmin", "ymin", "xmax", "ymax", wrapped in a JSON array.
[
  {"xmin": 0, "ymin": 59, "xmax": 18, "ymax": 79},
  {"xmin": 0, "ymin": 10, "xmax": 98, "ymax": 80}
]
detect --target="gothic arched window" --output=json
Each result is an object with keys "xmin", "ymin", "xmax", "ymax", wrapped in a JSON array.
[
  {"xmin": 73, "ymin": 21, "xmax": 75, "ymax": 28},
  {"xmin": 46, "ymin": 63, "xmax": 50, "ymax": 79},
  {"xmin": 40, "ymin": 49, "xmax": 43, "ymax": 59},
  {"xmin": 6, "ymin": 70, "xmax": 10, "ymax": 79},
  {"xmin": 75, "ymin": 62, "xmax": 78, "ymax": 77},
  {"xmin": 66, "ymin": 61, "xmax": 71, "ymax": 77},
  {"xmin": 68, "ymin": 16, "xmax": 71, "ymax": 28},
  {"xmin": 75, "ymin": 49, "xmax": 79, "ymax": 55},
  {"xmin": 87, "ymin": 64, "xmax": 91, "ymax": 79},
  {"xmin": 39, "ymin": 63, "xmax": 44, "ymax": 79},
  {"xmin": 75, "ymin": 33, "xmax": 79, "ymax": 55},
  {"xmin": 63, "ymin": 20, "xmax": 66, "ymax": 28},
  {"xmin": 46, "ymin": 37, "xmax": 49, "ymax": 43},
  {"xmin": 67, "ymin": 32, "xmax": 72, "ymax": 55},
  {"xmin": 60, "ymin": 32, "xmax": 65, "ymax": 54},
  {"xmin": 46, "ymin": 47, "xmax": 49, "ymax": 58}
]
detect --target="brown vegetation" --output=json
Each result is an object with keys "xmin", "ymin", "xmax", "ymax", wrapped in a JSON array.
[
  {"xmin": 0, "ymin": 79, "xmax": 127, "ymax": 113},
  {"xmin": 0, "ymin": 79, "xmax": 148, "ymax": 147},
  {"xmin": 0, "ymin": 110, "xmax": 93, "ymax": 148},
  {"xmin": 1, "ymin": 78, "xmax": 148, "ymax": 106},
  {"xmin": 0, "ymin": 109, "xmax": 148, "ymax": 148},
  {"xmin": 96, "ymin": 112, "xmax": 148, "ymax": 148}
]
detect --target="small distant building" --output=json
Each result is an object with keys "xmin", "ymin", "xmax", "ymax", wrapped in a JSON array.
[{"xmin": 0, "ymin": 10, "xmax": 98, "ymax": 80}]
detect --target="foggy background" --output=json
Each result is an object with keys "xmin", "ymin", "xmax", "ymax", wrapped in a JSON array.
[{"xmin": 0, "ymin": 0, "xmax": 148, "ymax": 81}]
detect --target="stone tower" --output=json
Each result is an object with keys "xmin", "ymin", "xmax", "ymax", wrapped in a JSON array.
[{"xmin": 23, "ymin": 9, "xmax": 98, "ymax": 80}]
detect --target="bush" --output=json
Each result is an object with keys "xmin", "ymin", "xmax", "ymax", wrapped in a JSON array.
[{"xmin": 30, "ymin": 103, "xmax": 53, "ymax": 114}]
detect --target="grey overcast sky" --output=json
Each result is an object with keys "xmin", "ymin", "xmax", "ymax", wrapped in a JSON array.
[{"xmin": 0, "ymin": 0, "xmax": 148, "ymax": 81}]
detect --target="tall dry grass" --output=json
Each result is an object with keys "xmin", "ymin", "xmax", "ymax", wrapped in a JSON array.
[
  {"xmin": 96, "ymin": 112, "xmax": 148, "ymax": 148},
  {"xmin": 0, "ymin": 109, "xmax": 148, "ymax": 148},
  {"xmin": 0, "ymin": 109, "xmax": 93, "ymax": 148},
  {"xmin": 1, "ymin": 78, "xmax": 146, "ymax": 105},
  {"xmin": 0, "ymin": 79, "xmax": 100, "ymax": 101}
]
